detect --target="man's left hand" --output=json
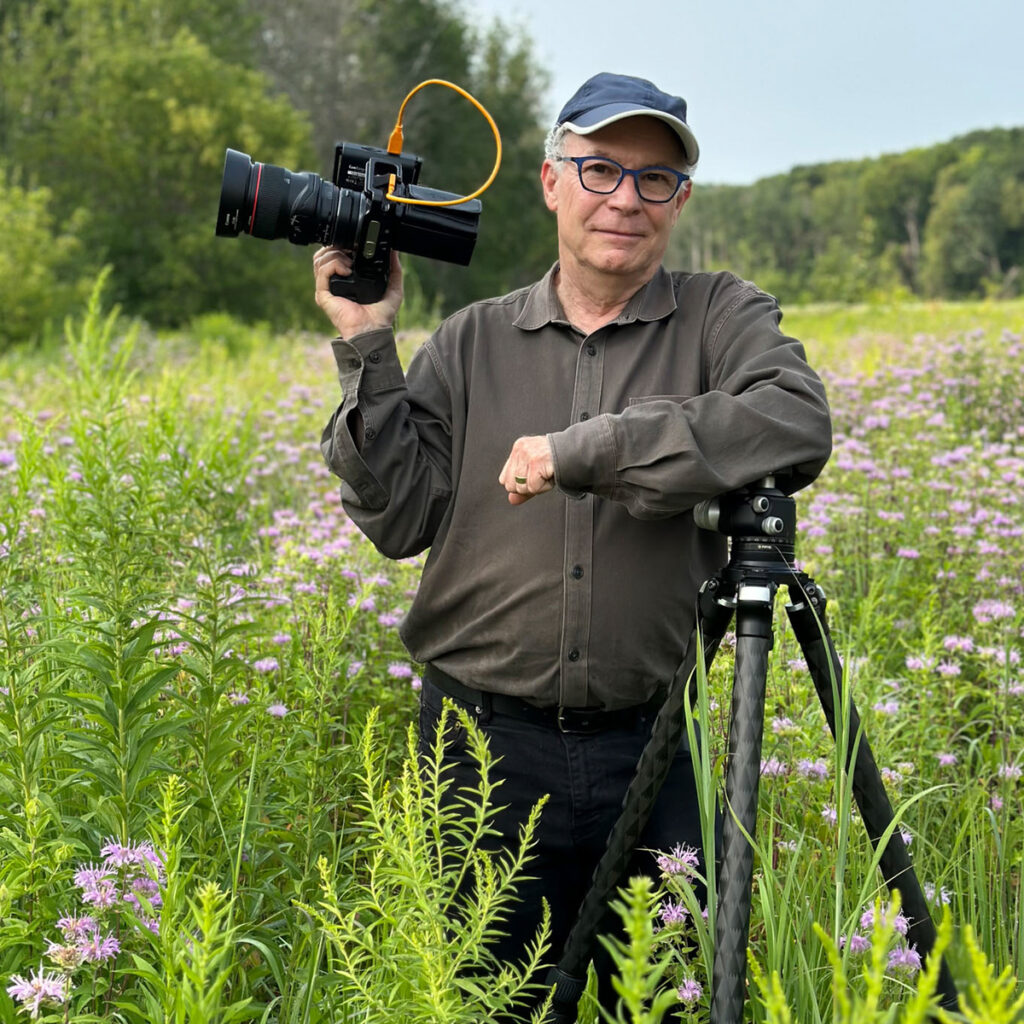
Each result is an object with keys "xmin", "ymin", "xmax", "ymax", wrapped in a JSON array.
[{"xmin": 499, "ymin": 436, "xmax": 555, "ymax": 505}]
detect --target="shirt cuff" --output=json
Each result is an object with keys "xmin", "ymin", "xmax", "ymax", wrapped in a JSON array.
[
  {"xmin": 330, "ymin": 329, "xmax": 405, "ymax": 395},
  {"xmin": 548, "ymin": 415, "xmax": 617, "ymax": 497}
]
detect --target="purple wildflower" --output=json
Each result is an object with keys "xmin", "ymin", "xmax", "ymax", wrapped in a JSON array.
[
  {"xmin": 798, "ymin": 758, "xmax": 829, "ymax": 780},
  {"xmin": 72, "ymin": 865, "xmax": 108, "ymax": 890},
  {"xmin": 924, "ymin": 883, "xmax": 952, "ymax": 905},
  {"xmin": 904, "ymin": 655, "xmax": 935, "ymax": 671},
  {"xmin": 57, "ymin": 914, "xmax": 97, "ymax": 940},
  {"xmin": 839, "ymin": 933, "xmax": 871, "ymax": 954},
  {"xmin": 888, "ymin": 944, "xmax": 922, "ymax": 974},
  {"xmin": 45, "ymin": 942, "xmax": 84, "ymax": 971},
  {"xmin": 6, "ymin": 969, "xmax": 69, "ymax": 1018},
  {"xmin": 252, "ymin": 656, "xmax": 280, "ymax": 673},
  {"xmin": 77, "ymin": 873, "xmax": 118, "ymax": 910},
  {"xmin": 387, "ymin": 662, "xmax": 413, "ymax": 679},
  {"xmin": 659, "ymin": 901, "xmax": 689, "ymax": 926},
  {"xmin": 78, "ymin": 930, "xmax": 121, "ymax": 963},
  {"xmin": 656, "ymin": 843, "xmax": 700, "ymax": 877},
  {"xmin": 943, "ymin": 635, "xmax": 975, "ymax": 653},
  {"xmin": 972, "ymin": 600, "xmax": 1015, "ymax": 624},
  {"xmin": 677, "ymin": 977, "xmax": 703, "ymax": 1005},
  {"xmin": 101, "ymin": 838, "xmax": 162, "ymax": 872},
  {"xmin": 267, "ymin": 702, "xmax": 289, "ymax": 718}
]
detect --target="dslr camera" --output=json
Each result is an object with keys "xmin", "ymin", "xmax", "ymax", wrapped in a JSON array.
[{"xmin": 216, "ymin": 142, "xmax": 481, "ymax": 303}]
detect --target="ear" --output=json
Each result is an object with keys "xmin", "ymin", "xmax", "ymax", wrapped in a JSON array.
[
  {"xmin": 540, "ymin": 159, "xmax": 560, "ymax": 212},
  {"xmin": 670, "ymin": 179, "xmax": 692, "ymax": 223}
]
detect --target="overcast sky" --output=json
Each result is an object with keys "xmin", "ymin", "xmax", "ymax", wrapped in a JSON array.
[{"xmin": 464, "ymin": 0, "xmax": 1024, "ymax": 184}]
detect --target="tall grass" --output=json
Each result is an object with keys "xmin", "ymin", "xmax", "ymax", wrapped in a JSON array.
[{"xmin": 0, "ymin": 281, "xmax": 1021, "ymax": 1021}]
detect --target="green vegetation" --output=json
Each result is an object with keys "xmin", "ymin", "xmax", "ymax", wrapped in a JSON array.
[
  {"xmin": 0, "ymin": 0, "xmax": 554, "ymax": 343},
  {"xmin": 669, "ymin": 128, "xmax": 1024, "ymax": 305},
  {"xmin": 1, "ymin": 284, "xmax": 1022, "ymax": 1020},
  {"xmin": 2, "ymin": 0, "xmax": 1022, "ymax": 349}
]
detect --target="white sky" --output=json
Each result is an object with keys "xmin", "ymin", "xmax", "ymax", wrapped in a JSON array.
[{"xmin": 464, "ymin": 0, "xmax": 1024, "ymax": 184}]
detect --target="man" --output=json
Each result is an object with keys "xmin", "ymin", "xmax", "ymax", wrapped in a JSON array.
[{"xmin": 316, "ymin": 72, "xmax": 832, "ymax": 1016}]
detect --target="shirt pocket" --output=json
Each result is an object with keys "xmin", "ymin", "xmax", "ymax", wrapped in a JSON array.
[{"xmin": 626, "ymin": 394, "xmax": 693, "ymax": 407}]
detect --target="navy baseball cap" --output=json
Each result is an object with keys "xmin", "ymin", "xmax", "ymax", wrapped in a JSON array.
[{"xmin": 556, "ymin": 73, "xmax": 699, "ymax": 174}]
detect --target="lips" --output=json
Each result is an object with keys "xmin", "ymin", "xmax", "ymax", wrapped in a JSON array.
[{"xmin": 594, "ymin": 226, "xmax": 645, "ymax": 239}]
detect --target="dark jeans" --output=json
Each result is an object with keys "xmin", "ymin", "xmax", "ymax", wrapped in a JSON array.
[{"xmin": 418, "ymin": 675, "xmax": 713, "ymax": 1018}]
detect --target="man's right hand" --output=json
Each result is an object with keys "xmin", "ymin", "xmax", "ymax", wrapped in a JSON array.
[{"xmin": 313, "ymin": 246, "xmax": 403, "ymax": 338}]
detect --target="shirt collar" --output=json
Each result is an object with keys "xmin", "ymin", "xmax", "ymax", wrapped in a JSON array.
[{"xmin": 513, "ymin": 263, "xmax": 677, "ymax": 331}]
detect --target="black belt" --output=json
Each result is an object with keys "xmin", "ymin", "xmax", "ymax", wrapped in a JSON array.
[{"xmin": 423, "ymin": 664, "xmax": 664, "ymax": 735}]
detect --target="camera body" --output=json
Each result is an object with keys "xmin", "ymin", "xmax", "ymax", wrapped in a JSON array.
[{"xmin": 216, "ymin": 142, "xmax": 482, "ymax": 303}]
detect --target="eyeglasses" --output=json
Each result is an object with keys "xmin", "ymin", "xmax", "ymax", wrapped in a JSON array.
[{"xmin": 557, "ymin": 156, "xmax": 690, "ymax": 203}]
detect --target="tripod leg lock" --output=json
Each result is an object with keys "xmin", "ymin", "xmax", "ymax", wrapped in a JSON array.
[
  {"xmin": 541, "ymin": 967, "xmax": 587, "ymax": 1023},
  {"xmin": 735, "ymin": 583, "xmax": 775, "ymax": 640}
]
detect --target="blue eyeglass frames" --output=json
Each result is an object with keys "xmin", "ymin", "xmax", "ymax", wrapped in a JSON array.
[{"xmin": 557, "ymin": 156, "xmax": 690, "ymax": 203}]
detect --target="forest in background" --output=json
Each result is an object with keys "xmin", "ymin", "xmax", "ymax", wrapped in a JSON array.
[
  {"xmin": 668, "ymin": 126, "xmax": 1024, "ymax": 305},
  {"xmin": 2, "ymin": 0, "xmax": 1022, "ymax": 349}
]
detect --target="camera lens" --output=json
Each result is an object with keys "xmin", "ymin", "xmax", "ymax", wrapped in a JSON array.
[
  {"xmin": 215, "ymin": 149, "xmax": 343, "ymax": 246},
  {"xmin": 215, "ymin": 149, "xmax": 257, "ymax": 237},
  {"xmin": 214, "ymin": 144, "xmax": 482, "ymax": 303}
]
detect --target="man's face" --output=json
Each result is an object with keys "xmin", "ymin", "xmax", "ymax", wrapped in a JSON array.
[{"xmin": 540, "ymin": 116, "xmax": 691, "ymax": 287}]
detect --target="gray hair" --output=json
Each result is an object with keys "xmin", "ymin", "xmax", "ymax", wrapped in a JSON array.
[{"xmin": 544, "ymin": 123, "xmax": 571, "ymax": 164}]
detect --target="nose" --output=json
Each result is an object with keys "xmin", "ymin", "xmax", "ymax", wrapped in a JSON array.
[{"xmin": 607, "ymin": 171, "xmax": 644, "ymax": 211}]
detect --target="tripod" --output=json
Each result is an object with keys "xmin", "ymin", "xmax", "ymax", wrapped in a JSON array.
[{"xmin": 544, "ymin": 477, "xmax": 958, "ymax": 1023}]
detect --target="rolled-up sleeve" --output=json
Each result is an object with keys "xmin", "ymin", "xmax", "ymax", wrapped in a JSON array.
[{"xmin": 548, "ymin": 281, "xmax": 832, "ymax": 518}]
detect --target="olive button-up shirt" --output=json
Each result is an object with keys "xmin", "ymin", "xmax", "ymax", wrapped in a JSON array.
[{"xmin": 321, "ymin": 265, "xmax": 832, "ymax": 709}]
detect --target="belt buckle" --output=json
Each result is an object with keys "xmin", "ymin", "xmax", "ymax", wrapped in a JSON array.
[{"xmin": 557, "ymin": 706, "xmax": 597, "ymax": 733}]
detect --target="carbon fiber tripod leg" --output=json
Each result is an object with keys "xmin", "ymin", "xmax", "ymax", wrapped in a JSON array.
[
  {"xmin": 787, "ymin": 579, "xmax": 959, "ymax": 1011},
  {"xmin": 711, "ymin": 583, "xmax": 775, "ymax": 1024},
  {"xmin": 543, "ymin": 581, "xmax": 735, "ymax": 1023}
]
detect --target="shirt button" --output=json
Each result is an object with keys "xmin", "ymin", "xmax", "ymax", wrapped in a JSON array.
[
  {"xmin": 567, "ymin": 648, "xmax": 581, "ymax": 662},
  {"xmin": 585, "ymin": 344, "xmax": 597, "ymax": 356},
  {"xmin": 368, "ymin": 351, "xmax": 382, "ymax": 363},
  {"xmin": 570, "ymin": 565, "xmax": 584, "ymax": 579},
  {"xmin": 348, "ymin": 358, "xmax": 361, "ymax": 370},
  {"xmin": 364, "ymin": 428, "xmax": 377, "ymax": 440},
  {"xmin": 579, "ymin": 412, "xmax": 590, "ymax": 421}
]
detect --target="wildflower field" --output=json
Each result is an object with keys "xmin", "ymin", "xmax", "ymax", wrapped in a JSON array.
[{"xmin": 1, "ymin": 284, "xmax": 1023, "ymax": 1023}]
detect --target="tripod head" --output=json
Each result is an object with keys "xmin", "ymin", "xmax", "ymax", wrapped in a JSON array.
[{"xmin": 693, "ymin": 476, "xmax": 797, "ymax": 582}]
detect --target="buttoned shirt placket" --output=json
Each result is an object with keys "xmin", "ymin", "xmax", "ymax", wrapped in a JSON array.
[{"xmin": 558, "ymin": 330, "xmax": 606, "ymax": 707}]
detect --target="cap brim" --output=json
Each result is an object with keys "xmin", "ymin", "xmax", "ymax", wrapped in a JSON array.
[{"xmin": 561, "ymin": 104, "xmax": 699, "ymax": 173}]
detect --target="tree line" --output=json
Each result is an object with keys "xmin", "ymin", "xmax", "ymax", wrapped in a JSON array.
[
  {"xmin": 0, "ymin": 0, "xmax": 556, "ymax": 347},
  {"xmin": 668, "ymin": 127, "xmax": 1024, "ymax": 304},
  {"xmin": 2, "ymin": 0, "xmax": 1021, "ymax": 349}
]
